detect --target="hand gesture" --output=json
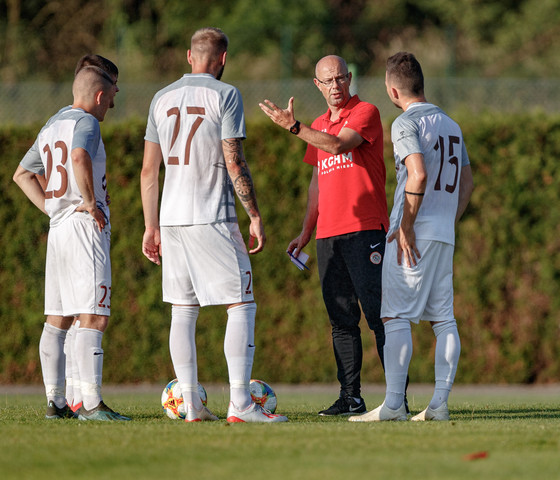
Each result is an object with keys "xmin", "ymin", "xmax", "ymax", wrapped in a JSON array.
[{"xmin": 259, "ymin": 97, "xmax": 296, "ymax": 130}]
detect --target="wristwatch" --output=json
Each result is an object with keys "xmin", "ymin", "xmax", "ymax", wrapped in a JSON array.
[{"xmin": 289, "ymin": 120, "xmax": 301, "ymax": 135}]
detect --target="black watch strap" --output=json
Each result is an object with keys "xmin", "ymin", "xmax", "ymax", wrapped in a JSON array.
[{"xmin": 289, "ymin": 120, "xmax": 301, "ymax": 135}]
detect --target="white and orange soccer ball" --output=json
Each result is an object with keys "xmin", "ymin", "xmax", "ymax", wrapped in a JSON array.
[
  {"xmin": 249, "ymin": 379, "xmax": 277, "ymax": 413},
  {"xmin": 161, "ymin": 379, "xmax": 207, "ymax": 420}
]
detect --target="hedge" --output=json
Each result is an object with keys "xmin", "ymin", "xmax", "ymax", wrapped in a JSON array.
[{"xmin": 1, "ymin": 112, "xmax": 559, "ymax": 386}]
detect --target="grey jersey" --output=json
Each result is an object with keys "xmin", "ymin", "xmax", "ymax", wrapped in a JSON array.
[
  {"xmin": 389, "ymin": 103, "xmax": 470, "ymax": 245},
  {"xmin": 20, "ymin": 107, "xmax": 108, "ymax": 227}
]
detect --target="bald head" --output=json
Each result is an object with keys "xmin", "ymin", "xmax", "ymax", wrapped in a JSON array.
[
  {"xmin": 313, "ymin": 55, "xmax": 352, "ymax": 110},
  {"xmin": 315, "ymin": 55, "xmax": 348, "ymax": 79}
]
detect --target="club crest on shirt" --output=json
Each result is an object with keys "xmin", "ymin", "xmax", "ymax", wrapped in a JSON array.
[{"xmin": 370, "ymin": 251, "xmax": 382, "ymax": 265}]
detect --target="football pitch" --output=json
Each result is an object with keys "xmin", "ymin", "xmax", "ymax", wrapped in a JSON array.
[{"xmin": 1, "ymin": 384, "xmax": 559, "ymax": 480}]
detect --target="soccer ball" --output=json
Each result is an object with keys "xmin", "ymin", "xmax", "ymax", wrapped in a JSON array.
[
  {"xmin": 161, "ymin": 379, "xmax": 207, "ymax": 420},
  {"xmin": 249, "ymin": 379, "xmax": 277, "ymax": 413}
]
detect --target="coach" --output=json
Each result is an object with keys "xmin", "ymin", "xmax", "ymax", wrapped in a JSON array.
[{"xmin": 260, "ymin": 55, "xmax": 401, "ymax": 416}]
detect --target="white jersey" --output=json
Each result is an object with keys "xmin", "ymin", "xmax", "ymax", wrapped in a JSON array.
[
  {"xmin": 20, "ymin": 108, "xmax": 109, "ymax": 227},
  {"xmin": 145, "ymin": 73, "xmax": 245, "ymax": 226},
  {"xmin": 388, "ymin": 103, "xmax": 470, "ymax": 245}
]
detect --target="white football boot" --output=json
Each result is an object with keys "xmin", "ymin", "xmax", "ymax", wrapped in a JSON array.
[
  {"xmin": 410, "ymin": 402, "xmax": 449, "ymax": 421},
  {"xmin": 226, "ymin": 402, "xmax": 288, "ymax": 423},
  {"xmin": 184, "ymin": 403, "xmax": 219, "ymax": 422},
  {"xmin": 348, "ymin": 402, "xmax": 408, "ymax": 422}
]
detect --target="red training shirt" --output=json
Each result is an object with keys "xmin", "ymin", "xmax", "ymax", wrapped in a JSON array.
[{"xmin": 303, "ymin": 95, "xmax": 389, "ymax": 239}]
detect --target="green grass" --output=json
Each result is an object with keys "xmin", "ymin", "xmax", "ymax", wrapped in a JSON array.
[{"xmin": 1, "ymin": 386, "xmax": 559, "ymax": 480}]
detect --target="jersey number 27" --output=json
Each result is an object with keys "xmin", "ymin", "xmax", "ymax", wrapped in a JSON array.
[{"xmin": 166, "ymin": 106, "xmax": 206, "ymax": 166}]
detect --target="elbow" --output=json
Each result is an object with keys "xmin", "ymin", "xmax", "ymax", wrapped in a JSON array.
[
  {"xmin": 13, "ymin": 169, "xmax": 25, "ymax": 187},
  {"xmin": 417, "ymin": 172, "xmax": 428, "ymax": 190},
  {"xmin": 329, "ymin": 141, "xmax": 348, "ymax": 156},
  {"xmin": 318, "ymin": 137, "xmax": 347, "ymax": 155},
  {"xmin": 140, "ymin": 166, "xmax": 156, "ymax": 183}
]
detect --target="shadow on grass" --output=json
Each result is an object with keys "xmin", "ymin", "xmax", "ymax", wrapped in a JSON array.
[{"xmin": 455, "ymin": 406, "xmax": 560, "ymax": 420}]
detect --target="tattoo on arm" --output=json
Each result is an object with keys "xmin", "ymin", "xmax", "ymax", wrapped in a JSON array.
[{"xmin": 222, "ymin": 138, "xmax": 260, "ymax": 218}]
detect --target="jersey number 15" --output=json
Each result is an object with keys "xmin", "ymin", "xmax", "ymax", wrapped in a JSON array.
[{"xmin": 433, "ymin": 135, "xmax": 460, "ymax": 194}]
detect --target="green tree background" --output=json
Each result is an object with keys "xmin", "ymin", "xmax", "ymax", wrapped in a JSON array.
[{"xmin": 2, "ymin": 0, "xmax": 560, "ymax": 82}]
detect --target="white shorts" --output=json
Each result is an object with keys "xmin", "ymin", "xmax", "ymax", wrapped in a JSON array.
[
  {"xmin": 45, "ymin": 212, "xmax": 112, "ymax": 317},
  {"xmin": 381, "ymin": 239, "xmax": 454, "ymax": 323},
  {"xmin": 160, "ymin": 223, "xmax": 254, "ymax": 306}
]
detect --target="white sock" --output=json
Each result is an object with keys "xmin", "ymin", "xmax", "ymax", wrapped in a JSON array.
[
  {"xmin": 39, "ymin": 323, "xmax": 68, "ymax": 408},
  {"xmin": 170, "ymin": 306, "xmax": 201, "ymax": 409},
  {"xmin": 383, "ymin": 318, "xmax": 412, "ymax": 410},
  {"xmin": 75, "ymin": 327, "xmax": 104, "ymax": 410},
  {"xmin": 225, "ymin": 303, "xmax": 256, "ymax": 410},
  {"xmin": 429, "ymin": 319, "xmax": 460, "ymax": 409},
  {"xmin": 64, "ymin": 323, "xmax": 75, "ymax": 406},
  {"xmin": 71, "ymin": 320, "xmax": 82, "ymax": 407}
]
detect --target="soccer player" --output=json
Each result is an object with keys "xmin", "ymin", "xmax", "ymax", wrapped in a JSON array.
[
  {"xmin": 141, "ymin": 27, "xmax": 287, "ymax": 423},
  {"xmin": 62, "ymin": 54, "xmax": 119, "ymax": 413},
  {"xmin": 259, "ymin": 55, "xmax": 397, "ymax": 416},
  {"xmin": 350, "ymin": 52, "xmax": 474, "ymax": 422},
  {"xmin": 13, "ymin": 64, "xmax": 129, "ymax": 421}
]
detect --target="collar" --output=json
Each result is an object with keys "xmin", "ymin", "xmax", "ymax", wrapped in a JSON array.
[{"xmin": 323, "ymin": 95, "xmax": 360, "ymax": 123}]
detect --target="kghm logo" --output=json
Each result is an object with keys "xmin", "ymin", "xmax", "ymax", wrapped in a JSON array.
[{"xmin": 319, "ymin": 151, "xmax": 354, "ymax": 170}]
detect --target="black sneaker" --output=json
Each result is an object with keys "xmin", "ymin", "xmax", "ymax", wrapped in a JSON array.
[
  {"xmin": 45, "ymin": 401, "xmax": 77, "ymax": 419},
  {"xmin": 318, "ymin": 394, "xmax": 366, "ymax": 416}
]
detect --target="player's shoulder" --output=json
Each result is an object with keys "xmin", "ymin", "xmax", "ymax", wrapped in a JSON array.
[
  {"xmin": 154, "ymin": 74, "xmax": 239, "ymax": 99},
  {"xmin": 40, "ymin": 107, "xmax": 97, "ymax": 134},
  {"xmin": 401, "ymin": 102, "xmax": 448, "ymax": 123},
  {"xmin": 67, "ymin": 108, "xmax": 100, "ymax": 131}
]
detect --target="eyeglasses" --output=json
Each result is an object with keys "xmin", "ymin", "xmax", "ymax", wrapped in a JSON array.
[{"xmin": 315, "ymin": 73, "xmax": 350, "ymax": 87}]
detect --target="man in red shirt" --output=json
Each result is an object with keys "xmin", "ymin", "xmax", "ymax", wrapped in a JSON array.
[{"xmin": 260, "ymin": 55, "xmax": 403, "ymax": 415}]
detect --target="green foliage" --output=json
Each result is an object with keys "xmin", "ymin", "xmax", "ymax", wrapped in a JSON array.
[
  {"xmin": 452, "ymin": 111, "xmax": 560, "ymax": 383},
  {"xmin": 2, "ymin": 0, "xmax": 560, "ymax": 82},
  {"xmin": 2, "ymin": 113, "xmax": 560, "ymax": 385}
]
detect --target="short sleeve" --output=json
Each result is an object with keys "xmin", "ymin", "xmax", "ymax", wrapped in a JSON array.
[
  {"xmin": 221, "ymin": 87, "xmax": 246, "ymax": 140},
  {"xmin": 392, "ymin": 116, "xmax": 422, "ymax": 164},
  {"xmin": 20, "ymin": 139, "xmax": 44, "ymax": 174},
  {"xmin": 343, "ymin": 102, "xmax": 381, "ymax": 145},
  {"xmin": 72, "ymin": 115, "xmax": 101, "ymax": 159}
]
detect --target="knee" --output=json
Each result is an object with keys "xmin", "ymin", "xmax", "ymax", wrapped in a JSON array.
[
  {"xmin": 78, "ymin": 314, "xmax": 109, "ymax": 332},
  {"xmin": 432, "ymin": 319, "xmax": 457, "ymax": 337},
  {"xmin": 384, "ymin": 318, "xmax": 411, "ymax": 335}
]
